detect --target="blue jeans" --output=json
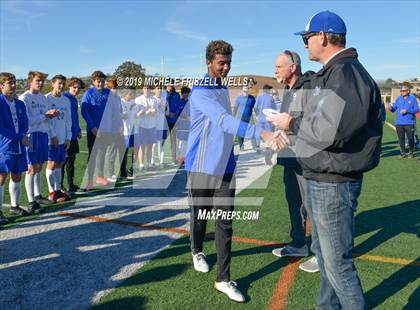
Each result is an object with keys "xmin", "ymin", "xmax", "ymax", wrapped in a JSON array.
[{"xmin": 304, "ymin": 178, "xmax": 367, "ymax": 310}]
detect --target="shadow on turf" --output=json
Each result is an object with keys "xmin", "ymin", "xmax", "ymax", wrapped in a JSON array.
[
  {"xmin": 91, "ymin": 296, "xmax": 147, "ymax": 310},
  {"xmin": 354, "ymin": 199, "xmax": 420, "ymax": 309}
]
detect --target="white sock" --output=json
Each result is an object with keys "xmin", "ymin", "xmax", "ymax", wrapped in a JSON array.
[
  {"xmin": 25, "ymin": 173, "xmax": 35, "ymax": 203},
  {"xmin": 9, "ymin": 180, "xmax": 21, "ymax": 207},
  {"xmin": 151, "ymin": 143, "xmax": 156, "ymax": 164},
  {"xmin": 158, "ymin": 141, "xmax": 164, "ymax": 164},
  {"xmin": 46, "ymin": 169, "xmax": 55, "ymax": 193},
  {"xmin": 34, "ymin": 172, "xmax": 42, "ymax": 197},
  {"xmin": 54, "ymin": 169, "xmax": 62, "ymax": 191},
  {"xmin": 0, "ymin": 185, "xmax": 3, "ymax": 211}
]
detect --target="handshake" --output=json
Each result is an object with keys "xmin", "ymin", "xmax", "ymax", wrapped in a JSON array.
[{"xmin": 260, "ymin": 111, "xmax": 294, "ymax": 151}]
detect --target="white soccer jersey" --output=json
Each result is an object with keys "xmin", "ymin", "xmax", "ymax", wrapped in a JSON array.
[
  {"xmin": 153, "ymin": 95, "xmax": 168, "ymax": 131},
  {"xmin": 121, "ymin": 98, "xmax": 139, "ymax": 136},
  {"xmin": 135, "ymin": 95, "xmax": 158, "ymax": 129},
  {"xmin": 45, "ymin": 92, "xmax": 72, "ymax": 144},
  {"xmin": 19, "ymin": 91, "xmax": 55, "ymax": 136}
]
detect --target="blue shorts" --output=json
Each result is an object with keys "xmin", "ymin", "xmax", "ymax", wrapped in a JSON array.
[
  {"xmin": 0, "ymin": 153, "xmax": 28, "ymax": 174},
  {"xmin": 26, "ymin": 132, "xmax": 49, "ymax": 165},
  {"xmin": 48, "ymin": 144, "xmax": 67, "ymax": 162},
  {"xmin": 137, "ymin": 127, "xmax": 157, "ymax": 145},
  {"xmin": 156, "ymin": 129, "xmax": 168, "ymax": 141}
]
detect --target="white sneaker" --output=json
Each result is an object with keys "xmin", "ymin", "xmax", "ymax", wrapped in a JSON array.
[
  {"xmin": 272, "ymin": 244, "xmax": 308, "ymax": 258},
  {"xmin": 192, "ymin": 252, "xmax": 209, "ymax": 273},
  {"xmin": 299, "ymin": 256, "xmax": 319, "ymax": 273},
  {"xmin": 106, "ymin": 175, "xmax": 117, "ymax": 183},
  {"xmin": 214, "ymin": 280, "xmax": 245, "ymax": 303}
]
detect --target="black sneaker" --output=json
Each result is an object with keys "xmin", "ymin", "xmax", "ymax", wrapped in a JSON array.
[
  {"xmin": 35, "ymin": 195, "xmax": 54, "ymax": 205},
  {"xmin": 9, "ymin": 206, "xmax": 29, "ymax": 216},
  {"xmin": 0, "ymin": 210, "xmax": 9, "ymax": 225},
  {"xmin": 68, "ymin": 185, "xmax": 80, "ymax": 193},
  {"xmin": 27, "ymin": 201, "xmax": 43, "ymax": 214}
]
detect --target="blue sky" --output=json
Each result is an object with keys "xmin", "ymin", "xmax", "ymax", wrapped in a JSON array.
[{"xmin": 0, "ymin": 0, "xmax": 419, "ymax": 80}]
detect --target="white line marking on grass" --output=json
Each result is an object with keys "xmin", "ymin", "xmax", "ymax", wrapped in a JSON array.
[{"xmin": 0, "ymin": 253, "xmax": 60, "ymax": 270}]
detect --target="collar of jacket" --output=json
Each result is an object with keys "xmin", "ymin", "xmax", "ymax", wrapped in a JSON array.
[{"xmin": 318, "ymin": 47, "xmax": 358, "ymax": 74}]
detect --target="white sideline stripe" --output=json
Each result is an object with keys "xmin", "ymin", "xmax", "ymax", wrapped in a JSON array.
[{"xmin": 0, "ymin": 253, "xmax": 60, "ymax": 270}]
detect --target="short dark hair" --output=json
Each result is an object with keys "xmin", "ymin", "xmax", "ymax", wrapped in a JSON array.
[
  {"xmin": 0, "ymin": 72, "xmax": 16, "ymax": 84},
  {"xmin": 263, "ymin": 84, "xmax": 273, "ymax": 91},
  {"xmin": 51, "ymin": 74, "xmax": 66, "ymax": 83},
  {"xmin": 91, "ymin": 70, "xmax": 106, "ymax": 81},
  {"xmin": 206, "ymin": 40, "xmax": 233, "ymax": 62},
  {"xmin": 326, "ymin": 33, "xmax": 346, "ymax": 47},
  {"xmin": 68, "ymin": 77, "xmax": 85, "ymax": 89},
  {"xmin": 181, "ymin": 86, "xmax": 191, "ymax": 94}
]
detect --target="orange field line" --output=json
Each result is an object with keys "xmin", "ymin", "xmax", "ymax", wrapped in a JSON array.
[{"xmin": 59, "ymin": 211, "xmax": 420, "ymax": 267}]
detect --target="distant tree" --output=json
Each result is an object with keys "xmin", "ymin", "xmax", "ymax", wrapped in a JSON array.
[
  {"xmin": 384, "ymin": 78, "xmax": 395, "ymax": 87},
  {"xmin": 113, "ymin": 61, "xmax": 146, "ymax": 89}
]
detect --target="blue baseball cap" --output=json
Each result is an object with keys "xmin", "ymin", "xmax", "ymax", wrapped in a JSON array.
[{"xmin": 294, "ymin": 11, "xmax": 347, "ymax": 36}]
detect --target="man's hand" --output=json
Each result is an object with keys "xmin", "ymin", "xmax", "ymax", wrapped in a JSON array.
[
  {"xmin": 64, "ymin": 140, "xmax": 70, "ymax": 150},
  {"xmin": 260, "ymin": 130, "xmax": 289, "ymax": 151},
  {"xmin": 50, "ymin": 136, "xmax": 59, "ymax": 147},
  {"xmin": 400, "ymin": 109, "xmax": 408, "ymax": 115},
  {"xmin": 22, "ymin": 136, "xmax": 32, "ymax": 148},
  {"xmin": 91, "ymin": 127, "xmax": 98, "ymax": 136},
  {"xmin": 267, "ymin": 113, "xmax": 293, "ymax": 130},
  {"xmin": 45, "ymin": 109, "xmax": 60, "ymax": 119},
  {"xmin": 167, "ymin": 112, "xmax": 175, "ymax": 118},
  {"xmin": 137, "ymin": 110, "xmax": 145, "ymax": 117}
]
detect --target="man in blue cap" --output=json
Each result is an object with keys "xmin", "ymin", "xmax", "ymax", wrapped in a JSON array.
[{"xmin": 268, "ymin": 10, "xmax": 382, "ymax": 309}]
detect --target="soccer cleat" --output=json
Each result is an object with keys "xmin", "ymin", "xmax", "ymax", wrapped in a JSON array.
[
  {"xmin": 0, "ymin": 210, "xmax": 9, "ymax": 225},
  {"xmin": 299, "ymin": 256, "xmax": 320, "ymax": 273},
  {"xmin": 192, "ymin": 252, "xmax": 209, "ymax": 273},
  {"xmin": 106, "ymin": 175, "xmax": 117, "ymax": 183},
  {"xmin": 272, "ymin": 245, "xmax": 308, "ymax": 258},
  {"xmin": 56, "ymin": 191, "xmax": 71, "ymax": 201},
  {"xmin": 68, "ymin": 185, "xmax": 80, "ymax": 193},
  {"xmin": 26, "ymin": 201, "xmax": 43, "ymax": 214},
  {"xmin": 9, "ymin": 206, "xmax": 29, "ymax": 216},
  {"xmin": 35, "ymin": 195, "xmax": 53, "ymax": 205},
  {"xmin": 96, "ymin": 177, "xmax": 109, "ymax": 186},
  {"xmin": 214, "ymin": 280, "xmax": 245, "ymax": 303}
]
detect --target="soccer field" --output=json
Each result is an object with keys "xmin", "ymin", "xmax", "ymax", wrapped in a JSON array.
[{"xmin": 1, "ymin": 113, "xmax": 419, "ymax": 309}]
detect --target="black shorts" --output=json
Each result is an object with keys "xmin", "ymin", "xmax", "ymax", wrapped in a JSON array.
[
  {"xmin": 168, "ymin": 122, "xmax": 176, "ymax": 132},
  {"xmin": 67, "ymin": 139, "xmax": 79, "ymax": 157}
]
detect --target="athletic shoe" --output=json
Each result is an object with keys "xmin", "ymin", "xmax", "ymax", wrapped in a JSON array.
[
  {"xmin": 408, "ymin": 153, "xmax": 414, "ymax": 158},
  {"xmin": 272, "ymin": 244, "xmax": 308, "ymax": 258},
  {"xmin": 0, "ymin": 210, "xmax": 9, "ymax": 225},
  {"xmin": 214, "ymin": 280, "xmax": 245, "ymax": 303},
  {"xmin": 35, "ymin": 195, "xmax": 53, "ymax": 205},
  {"xmin": 68, "ymin": 185, "xmax": 80, "ymax": 193},
  {"xmin": 26, "ymin": 201, "xmax": 43, "ymax": 214},
  {"xmin": 96, "ymin": 177, "xmax": 109, "ymax": 186},
  {"xmin": 48, "ymin": 192, "xmax": 66, "ymax": 203},
  {"xmin": 399, "ymin": 153, "xmax": 407, "ymax": 159},
  {"xmin": 299, "ymin": 256, "xmax": 319, "ymax": 273},
  {"xmin": 106, "ymin": 175, "xmax": 117, "ymax": 183},
  {"xmin": 9, "ymin": 206, "xmax": 29, "ymax": 216},
  {"xmin": 192, "ymin": 252, "xmax": 209, "ymax": 273},
  {"xmin": 57, "ymin": 191, "xmax": 71, "ymax": 201}
]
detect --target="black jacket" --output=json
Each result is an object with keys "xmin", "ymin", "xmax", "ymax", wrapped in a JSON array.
[{"xmin": 291, "ymin": 48, "xmax": 383, "ymax": 182}]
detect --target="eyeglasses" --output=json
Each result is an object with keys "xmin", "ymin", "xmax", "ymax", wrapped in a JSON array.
[
  {"xmin": 302, "ymin": 32, "xmax": 318, "ymax": 45},
  {"xmin": 284, "ymin": 50, "xmax": 296, "ymax": 64}
]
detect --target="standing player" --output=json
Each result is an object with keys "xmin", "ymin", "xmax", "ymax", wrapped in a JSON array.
[
  {"xmin": 176, "ymin": 86, "xmax": 191, "ymax": 164},
  {"xmin": 45, "ymin": 75, "xmax": 72, "ymax": 202},
  {"xmin": 135, "ymin": 85, "xmax": 158, "ymax": 171},
  {"xmin": 121, "ymin": 89, "xmax": 138, "ymax": 177},
  {"xmin": 19, "ymin": 71, "xmax": 59, "ymax": 212},
  {"xmin": 151, "ymin": 86, "xmax": 168, "ymax": 168},
  {"xmin": 162, "ymin": 82, "xmax": 181, "ymax": 165},
  {"xmin": 0, "ymin": 72, "xmax": 31, "ymax": 222},
  {"xmin": 62, "ymin": 77, "xmax": 85, "ymax": 193}
]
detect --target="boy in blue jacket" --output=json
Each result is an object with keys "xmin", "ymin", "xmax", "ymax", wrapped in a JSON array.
[
  {"xmin": 0, "ymin": 72, "xmax": 32, "ymax": 223},
  {"xmin": 185, "ymin": 40, "xmax": 286, "ymax": 302},
  {"xmin": 390, "ymin": 85, "xmax": 419, "ymax": 158}
]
